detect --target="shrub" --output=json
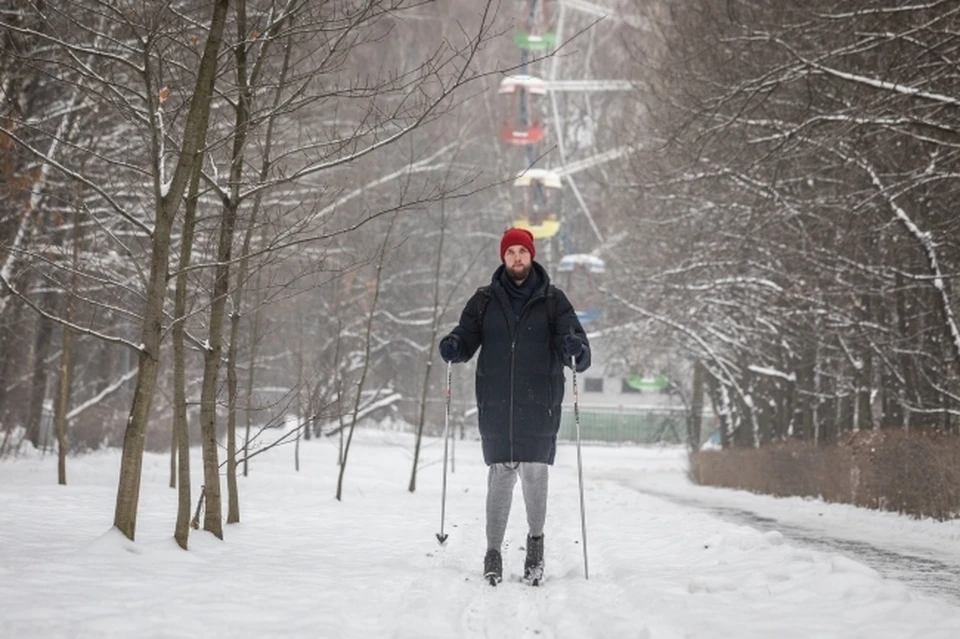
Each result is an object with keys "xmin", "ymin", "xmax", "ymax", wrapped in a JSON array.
[{"xmin": 689, "ymin": 430, "xmax": 960, "ymax": 520}]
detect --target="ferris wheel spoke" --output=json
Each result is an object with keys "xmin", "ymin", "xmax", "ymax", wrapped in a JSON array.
[
  {"xmin": 557, "ymin": 0, "xmax": 650, "ymax": 30},
  {"xmin": 500, "ymin": 0, "xmax": 631, "ymax": 250},
  {"xmin": 544, "ymin": 1, "xmax": 606, "ymax": 245},
  {"xmin": 554, "ymin": 145, "xmax": 634, "ymax": 179},
  {"xmin": 546, "ymin": 79, "xmax": 633, "ymax": 92}
]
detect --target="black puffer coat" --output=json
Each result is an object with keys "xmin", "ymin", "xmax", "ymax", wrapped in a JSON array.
[{"xmin": 447, "ymin": 262, "xmax": 591, "ymax": 465}]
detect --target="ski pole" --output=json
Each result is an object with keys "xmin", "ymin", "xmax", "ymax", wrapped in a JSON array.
[
  {"xmin": 572, "ymin": 354, "xmax": 589, "ymax": 579},
  {"xmin": 436, "ymin": 361, "xmax": 452, "ymax": 544}
]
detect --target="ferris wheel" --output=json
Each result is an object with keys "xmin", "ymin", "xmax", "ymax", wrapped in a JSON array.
[{"xmin": 496, "ymin": 0, "xmax": 643, "ymax": 324}]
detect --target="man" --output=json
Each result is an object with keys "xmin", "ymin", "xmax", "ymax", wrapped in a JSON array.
[{"xmin": 438, "ymin": 227, "xmax": 591, "ymax": 586}]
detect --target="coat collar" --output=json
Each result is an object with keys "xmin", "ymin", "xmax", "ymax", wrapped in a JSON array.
[{"xmin": 491, "ymin": 260, "xmax": 551, "ymax": 296}]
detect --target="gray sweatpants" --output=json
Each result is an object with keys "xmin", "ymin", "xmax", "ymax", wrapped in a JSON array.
[{"xmin": 486, "ymin": 462, "xmax": 549, "ymax": 551}]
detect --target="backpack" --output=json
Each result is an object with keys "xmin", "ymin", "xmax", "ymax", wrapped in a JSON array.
[{"xmin": 473, "ymin": 284, "xmax": 558, "ymax": 335}]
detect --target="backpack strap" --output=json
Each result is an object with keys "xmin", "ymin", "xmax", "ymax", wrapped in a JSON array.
[
  {"xmin": 473, "ymin": 285, "xmax": 491, "ymax": 332},
  {"xmin": 545, "ymin": 284, "xmax": 557, "ymax": 335}
]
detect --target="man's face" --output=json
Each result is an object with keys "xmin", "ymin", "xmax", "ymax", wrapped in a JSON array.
[{"xmin": 503, "ymin": 244, "xmax": 532, "ymax": 283}]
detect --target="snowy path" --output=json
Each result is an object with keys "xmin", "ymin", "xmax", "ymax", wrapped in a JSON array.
[
  {"xmin": 3, "ymin": 431, "xmax": 960, "ymax": 638},
  {"xmin": 596, "ymin": 449, "xmax": 960, "ymax": 608},
  {"xmin": 644, "ymin": 489, "xmax": 960, "ymax": 606}
]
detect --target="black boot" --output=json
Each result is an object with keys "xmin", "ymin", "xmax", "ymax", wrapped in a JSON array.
[
  {"xmin": 523, "ymin": 534, "xmax": 544, "ymax": 586},
  {"xmin": 483, "ymin": 548, "xmax": 503, "ymax": 585}
]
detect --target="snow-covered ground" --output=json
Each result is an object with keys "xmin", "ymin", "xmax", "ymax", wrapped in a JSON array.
[{"xmin": 2, "ymin": 429, "xmax": 960, "ymax": 638}]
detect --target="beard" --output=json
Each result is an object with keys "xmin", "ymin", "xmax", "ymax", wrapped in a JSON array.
[{"xmin": 507, "ymin": 262, "xmax": 532, "ymax": 284}]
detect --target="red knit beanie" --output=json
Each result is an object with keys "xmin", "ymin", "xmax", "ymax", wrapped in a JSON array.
[{"xmin": 500, "ymin": 227, "xmax": 535, "ymax": 262}]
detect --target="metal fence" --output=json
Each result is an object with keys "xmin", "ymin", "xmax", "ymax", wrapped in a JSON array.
[{"xmin": 558, "ymin": 405, "xmax": 687, "ymax": 445}]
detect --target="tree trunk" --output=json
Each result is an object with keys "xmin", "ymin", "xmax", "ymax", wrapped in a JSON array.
[
  {"xmin": 53, "ymin": 207, "xmax": 82, "ymax": 485},
  {"xmin": 225, "ymin": 312, "xmax": 241, "ymax": 520},
  {"xmin": 25, "ymin": 291, "xmax": 56, "ymax": 450},
  {"xmin": 169, "ymin": 424, "xmax": 177, "ymax": 489},
  {"xmin": 242, "ymin": 274, "xmax": 263, "ymax": 479},
  {"xmin": 337, "ymin": 219, "xmax": 393, "ymax": 501},
  {"xmin": 409, "ymin": 209, "xmax": 447, "ymax": 493},
  {"xmin": 896, "ymin": 272, "xmax": 915, "ymax": 430},
  {"xmin": 114, "ymin": 0, "xmax": 230, "ymax": 541},
  {"xmin": 197, "ymin": 195, "xmax": 241, "ymax": 539},
  {"xmin": 114, "ymin": 210, "xmax": 177, "ymax": 539},
  {"xmin": 54, "ymin": 322, "xmax": 72, "ymax": 484},
  {"xmin": 688, "ymin": 359, "xmax": 704, "ymax": 450},
  {"xmin": 0, "ymin": 294, "xmax": 25, "ymax": 449},
  {"xmin": 733, "ymin": 363, "xmax": 755, "ymax": 448},
  {"xmin": 225, "ymin": 0, "xmax": 291, "ymax": 516},
  {"xmin": 856, "ymin": 350, "xmax": 874, "ymax": 431},
  {"xmin": 171, "ymin": 162, "xmax": 203, "ymax": 549}
]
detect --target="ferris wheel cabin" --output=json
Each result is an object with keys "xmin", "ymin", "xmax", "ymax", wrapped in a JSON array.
[
  {"xmin": 498, "ymin": 75, "xmax": 548, "ymax": 145},
  {"xmin": 514, "ymin": 0, "xmax": 556, "ymax": 50},
  {"xmin": 512, "ymin": 168, "xmax": 562, "ymax": 238}
]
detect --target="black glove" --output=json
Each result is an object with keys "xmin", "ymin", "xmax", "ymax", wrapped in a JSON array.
[
  {"xmin": 439, "ymin": 335, "xmax": 461, "ymax": 363},
  {"xmin": 563, "ymin": 334, "xmax": 583, "ymax": 361}
]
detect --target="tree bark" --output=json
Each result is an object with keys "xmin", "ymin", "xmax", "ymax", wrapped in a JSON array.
[
  {"xmin": 25, "ymin": 290, "xmax": 56, "ymax": 450},
  {"xmin": 114, "ymin": 0, "xmax": 230, "ymax": 541},
  {"xmin": 197, "ymin": 192, "xmax": 241, "ymax": 539},
  {"xmin": 688, "ymin": 359, "xmax": 704, "ymax": 450},
  {"xmin": 409, "ymin": 209, "xmax": 446, "ymax": 493},
  {"xmin": 171, "ymin": 162, "xmax": 203, "ymax": 549},
  {"xmin": 53, "ymin": 206, "xmax": 82, "ymax": 484},
  {"xmin": 337, "ymin": 219, "xmax": 393, "ymax": 501}
]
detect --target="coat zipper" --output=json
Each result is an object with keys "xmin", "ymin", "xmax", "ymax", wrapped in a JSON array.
[
  {"xmin": 509, "ymin": 337, "xmax": 516, "ymax": 464},
  {"xmin": 507, "ymin": 291, "xmax": 548, "ymax": 464}
]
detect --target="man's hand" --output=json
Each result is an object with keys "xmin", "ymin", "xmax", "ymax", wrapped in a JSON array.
[
  {"xmin": 563, "ymin": 334, "xmax": 583, "ymax": 361},
  {"xmin": 439, "ymin": 335, "xmax": 461, "ymax": 363}
]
